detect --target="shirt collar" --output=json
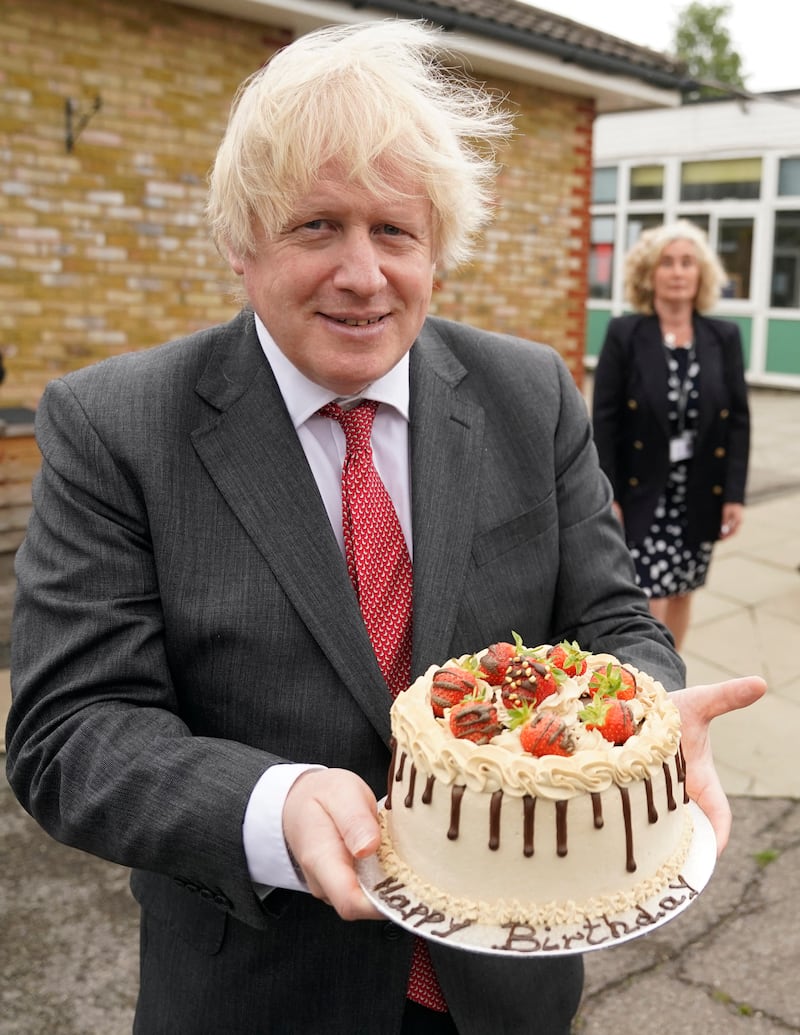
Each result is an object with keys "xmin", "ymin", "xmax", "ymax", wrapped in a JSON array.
[{"xmin": 253, "ymin": 312, "xmax": 410, "ymax": 428}]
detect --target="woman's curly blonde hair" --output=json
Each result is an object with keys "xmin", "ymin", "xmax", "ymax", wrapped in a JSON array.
[{"xmin": 624, "ymin": 219, "xmax": 729, "ymax": 313}]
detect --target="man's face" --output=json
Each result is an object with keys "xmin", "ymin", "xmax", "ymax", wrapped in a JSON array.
[{"xmin": 229, "ymin": 169, "xmax": 436, "ymax": 396}]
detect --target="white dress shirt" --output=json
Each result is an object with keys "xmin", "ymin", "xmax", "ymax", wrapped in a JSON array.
[{"xmin": 242, "ymin": 313, "xmax": 412, "ymax": 892}]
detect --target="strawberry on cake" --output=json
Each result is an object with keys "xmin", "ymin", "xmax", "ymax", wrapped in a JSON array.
[{"xmin": 379, "ymin": 636, "xmax": 693, "ymax": 927}]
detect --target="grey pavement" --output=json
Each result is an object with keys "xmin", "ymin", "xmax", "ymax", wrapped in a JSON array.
[{"xmin": 2, "ymin": 386, "xmax": 799, "ymax": 1033}]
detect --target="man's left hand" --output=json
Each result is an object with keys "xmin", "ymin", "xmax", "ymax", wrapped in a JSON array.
[{"xmin": 671, "ymin": 675, "xmax": 767, "ymax": 853}]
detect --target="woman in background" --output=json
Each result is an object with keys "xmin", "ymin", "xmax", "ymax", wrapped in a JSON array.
[{"xmin": 592, "ymin": 220, "xmax": 750, "ymax": 650}]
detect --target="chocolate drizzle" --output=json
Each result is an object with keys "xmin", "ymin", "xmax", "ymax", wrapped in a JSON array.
[
  {"xmin": 677, "ymin": 743, "xmax": 689, "ymax": 802},
  {"xmin": 644, "ymin": 777, "xmax": 658, "ymax": 823},
  {"xmin": 391, "ymin": 747, "xmax": 688, "ymax": 876},
  {"xmin": 662, "ymin": 760, "xmax": 677, "ymax": 811},
  {"xmin": 448, "ymin": 785, "xmax": 466, "ymax": 840},
  {"xmin": 555, "ymin": 800, "xmax": 568, "ymax": 857},
  {"xmin": 386, "ymin": 738, "xmax": 397, "ymax": 809},
  {"xmin": 591, "ymin": 792, "xmax": 604, "ymax": 829},
  {"xmin": 405, "ymin": 764, "xmax": 417, "ymax": 808},
  {"xmin": 489, "ymin": 790, "xmax": 503, "ymax": 850},
  {"xmin": 619, "ymin": 786, "xmax": 636, "ymax": 872},
  {"xmin": 523, "ymin": 795, "xmax": 535, "ymax": 857}
]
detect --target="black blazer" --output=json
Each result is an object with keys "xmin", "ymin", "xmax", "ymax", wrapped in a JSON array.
[
  {"xmin": 7, "ymin": 311, "xmax": 685, "ymax": 1034},
  {"xmin": 592, "ymin": 312, "xmax": 750, "ymax": 546}
]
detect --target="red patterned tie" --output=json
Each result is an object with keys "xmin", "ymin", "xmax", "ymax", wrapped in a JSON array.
[{"xmin": 319, "ymin": 400, "xmax": 448, "ymax": 1014}]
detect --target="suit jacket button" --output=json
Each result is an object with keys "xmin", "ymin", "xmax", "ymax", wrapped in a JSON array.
[
  {"xmin": 628, "ymin": 477, "xmax": 639, "ymax": 487},
  {"xmin": 712, "ymin": 485, "xmax": 723, "ymax": 495},
  {"xmin": 714, "ymin": 447, "xmax": 726, "ymax": 458},
  {"xmin": 720, "ymin": 408, "xmax": 730, "ymax": 418},
  {"xmin": 633, "ymin": 440, "xmax": 644, "ymax": 450},
  {"xmin": 383, "ymin": 922, "xmax": 404, "ymax": 941},
  {"xmin": 627, "ymin": 399, "xmax": 638, "ymax": 410}
]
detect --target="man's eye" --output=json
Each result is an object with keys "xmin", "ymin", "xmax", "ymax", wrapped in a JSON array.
[{"xmin": 380, "ymin": 224, "xmax": 405, "ymax": 236}]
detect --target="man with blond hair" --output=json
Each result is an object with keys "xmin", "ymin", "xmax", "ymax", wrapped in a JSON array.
[{"xmin": 6, "ymin": 20, "xmax": 764, "ymax": 1034}]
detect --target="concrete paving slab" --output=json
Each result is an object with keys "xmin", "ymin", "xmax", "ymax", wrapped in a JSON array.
[{"xmin": 699, "ymin": 554, "xmax": 800, "ymax": 607}]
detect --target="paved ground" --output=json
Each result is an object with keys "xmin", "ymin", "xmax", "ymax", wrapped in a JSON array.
[{"xmin": 2, "ymin": 385, "xmax": 799, "ymax": 1033}]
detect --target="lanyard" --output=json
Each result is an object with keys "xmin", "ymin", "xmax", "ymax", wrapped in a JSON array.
[{"xmin": 664, "ymin": 343, "xmax": 696, "ymax": 435}]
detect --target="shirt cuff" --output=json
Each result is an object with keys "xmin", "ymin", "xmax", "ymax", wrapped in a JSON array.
[{"xmin": 242, "ymin": 762, "xmax": 325, "ymax": 893}]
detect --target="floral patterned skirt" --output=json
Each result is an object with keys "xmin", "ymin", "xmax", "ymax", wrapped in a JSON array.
[{"xmin": 627, "ymin": 461, "xmax": 714, "ymax": 599}]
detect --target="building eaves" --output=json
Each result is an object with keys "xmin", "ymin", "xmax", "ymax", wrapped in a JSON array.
[{"xmin": 352, "ymin": 0, "xmax": 693, "ymax": 92}]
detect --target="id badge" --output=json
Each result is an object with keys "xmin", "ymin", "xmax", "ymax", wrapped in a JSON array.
[{"xmin": 670, "ymin": 431, "xmax": 694, "ymax": 463}]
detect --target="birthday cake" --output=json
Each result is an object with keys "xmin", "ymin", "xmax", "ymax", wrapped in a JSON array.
[{"xmin": 379, "ymin": 638, "xmax": 693, "ymax": 926}]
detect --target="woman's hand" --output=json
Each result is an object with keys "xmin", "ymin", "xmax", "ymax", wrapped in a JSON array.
[{"xmin": 720, "ymin": 502, "xmax": 744, "ymax": 539}]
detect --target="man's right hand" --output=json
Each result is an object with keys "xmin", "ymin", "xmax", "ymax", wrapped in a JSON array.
[{"xmin": 282, "ymin": 768, "xmax": 384, "ymax": 921}]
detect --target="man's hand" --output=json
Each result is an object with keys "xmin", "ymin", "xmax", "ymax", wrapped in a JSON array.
[
  {"xmin": 671, "ymin": 675, "xmax": 767, "ymax": 853},
  {"xmin": 283, "ymin": 768, "xmax": 383, "ymax": 921}
]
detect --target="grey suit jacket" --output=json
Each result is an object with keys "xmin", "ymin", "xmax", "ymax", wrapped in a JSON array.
[{"xmin": 6, "ymin": 310, "xmax": 684, "ymax": 1034}]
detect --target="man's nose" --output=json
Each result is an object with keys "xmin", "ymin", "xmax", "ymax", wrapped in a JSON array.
[{"xmin": 332, "ymin": 233, "xmax": 387, "ymax": 294}]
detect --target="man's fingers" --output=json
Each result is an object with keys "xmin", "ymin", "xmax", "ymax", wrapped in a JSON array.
[
  {"xmin": 283, "ymin": 769, "xmax": 383, "ymax": 921},
  {"xmin": 673, "ymin": 674, "xmax": 766, "ymax": 722}
]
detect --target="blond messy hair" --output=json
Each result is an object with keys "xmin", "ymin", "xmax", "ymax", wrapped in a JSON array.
[
  {"xmin": 624, "ymin": 219, "xmax": 729, "ymax": 313},
  {"xmin": 206, "ymin": 19, "xmax": 512, "ymax": 269}
]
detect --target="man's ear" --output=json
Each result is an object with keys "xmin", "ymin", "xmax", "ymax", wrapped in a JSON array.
[{"xmin": 227, "ymin": 246, "xmax": 245, "ymax": 275}]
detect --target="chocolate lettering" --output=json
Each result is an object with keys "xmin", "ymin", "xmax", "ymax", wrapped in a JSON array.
[
  {"xmin": 600, "ymin": 913, "xmax": 635, "ymax": 939},
  {"xmin": 633, "ymin": 905, "xmax": 665, "ymax": 927},
  {"xmin": 669, "ymin": 873, "xmax": 699, "ymax": 898},
  {"xmin": 430, "ymin": 917, "xmax": 474, "ymax": 938},
  {"xmin": 493, "ymin": 924, "xmax": 544, "ymax": 953},
  {"xmin": 400, "ymin": 903, "xmax": 446, "ymax": 929},
  {"xmin": 581, "ymin": 916, "xmax": 613, "ymax": 947}
]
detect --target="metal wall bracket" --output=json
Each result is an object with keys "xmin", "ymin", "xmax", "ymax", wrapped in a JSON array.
[{"xmin": 65, "ymin": 95, "xmax": 102, "ymax": 153}]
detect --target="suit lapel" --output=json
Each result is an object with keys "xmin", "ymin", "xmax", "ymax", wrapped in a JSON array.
[
  {"xmin": 692, "ymin": 317, "xmax": 724, "ymax": 436},
  {"xmin": 408, "ymin": 323, "xmax": 484, "ymax": 674},
  {"xmin": 190, "ymin": 314, "xmax": 393, "ymax": 741},
  {"xmin": 635, "ymin": 317, "xmax": 671, "ymax": 441}
]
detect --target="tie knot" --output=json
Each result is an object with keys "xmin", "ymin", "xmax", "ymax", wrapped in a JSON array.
[{"xmin": 319, "ymin": 400, "xmax": 378, "ymax": 456}]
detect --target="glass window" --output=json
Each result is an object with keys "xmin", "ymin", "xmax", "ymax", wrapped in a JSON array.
[
  {"xmin": 680, "ymin": 213, "xmax": 710, "ymax": 234},
  {"xmin": 718, "ymin": 218, "xmax": 753, "ymax": 298},
  {"xmin": 778, "ymin": 157, "xmax": 800, "ymax": 196},
  {"xmin": 592, "ymin": 167, "xmax": 617, "ymax": 204},
  {"xmin": 589, "ymin": 215, "xmax": 615, "ymax": 299},
  {"xmin": 680, "ymin": 158, "xmax": 761, "ymax": 201},
  {"xmin": 771, "ymin": 211, "xmax": 800, "ymax": 308},
  {"xmin": 629, "ymin": 165, "xmax": 663, "ymax": 201},
  {"xmin": 626, "ymin": 214, "xmax": 663, "ymax": 249}
]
